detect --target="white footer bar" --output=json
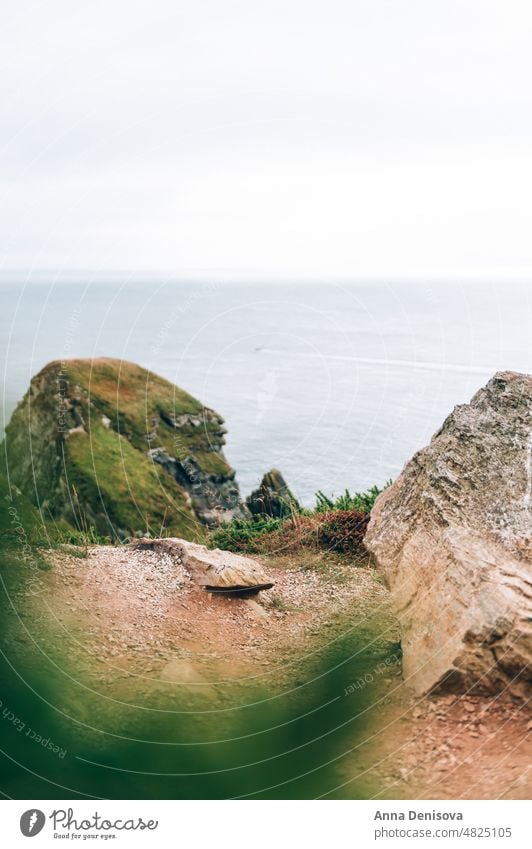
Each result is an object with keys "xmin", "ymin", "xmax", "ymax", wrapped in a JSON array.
[{"xmin": 1, "ymin": 799, "xmax": 529, "ymax": 848}]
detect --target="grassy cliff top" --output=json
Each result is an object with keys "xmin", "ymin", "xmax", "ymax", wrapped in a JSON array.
[
  {"xmin": 42, "ymin": 358, "xmax": 231, "ymax": 474},
  {"xmin": 44, "ymin": 356, "xmax": 204, "ymax": 421},
  {"xmin": 1, "ymin": 358, "xmax": 240, "ymax": 541}
]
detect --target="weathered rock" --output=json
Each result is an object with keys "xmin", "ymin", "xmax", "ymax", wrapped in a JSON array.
[
  {"xmin": 246, "ymin": 468, "xmax": 299, "ymax": 518},
  {"xmin": 365, "ymin": 371, "xmax": 532, "ymax": 699},
  {"xmin": 134, "ymin": 537, "xmax": 274, "ymax": 594},
  {"xmin": 148, "ymin": 446, "xmax": 249, "ymax": 527}
]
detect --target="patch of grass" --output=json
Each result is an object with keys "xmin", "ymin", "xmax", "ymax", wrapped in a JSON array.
[
  {"xmin": 260, "ymin": 548, "xmax": 358, "ymax": 576},
  {"xmin": 54, "ymin": 544, "xmax": 90, "ymax": 558},
  {"xmin": 314, "ymin": 482, "xmax": 391, "ymax": 514},
  {"xmin": 191, "ymin": 450, "xmax": 232, "ymax": 478},
  {"xmin": 210, "ymin": 482, "xmax": 390, "ymax": 558},
  {"xmin": 65, "ymin": 359, "xmax": 203, "ymax": 430},
  {"xmin": 0, "ymin": 473, "xmax": 50, "ymax": 546},
  {"xmin": 317, "ymin": 509, "xmax": 369, "ymax": 554},
  {"xmin": 65, "ymin": 360, "xmax": 227, "ymax": 467},
  {"xmin": 67, "ymin": 420, "xmax": 204, "ymax": 541},
  {"xmin": 210, "ymin": 514, "xmax": 284, "ymax": 552},
  {"xmin": 0, "ymin": 474, "xmax": 116, "ymax": 557},
  {"xmin": 51, "ymin": 525, "xmax": 111, "ymax": 547}
]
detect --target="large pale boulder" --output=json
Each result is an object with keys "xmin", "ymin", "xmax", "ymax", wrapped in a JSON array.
[
  {"xmin": 133, "ymin": 538, "xmax": 274, "ymax": 594},
  {"xmin": 365, "ymin": 371, "xmax": 532, "ymax": 698}
]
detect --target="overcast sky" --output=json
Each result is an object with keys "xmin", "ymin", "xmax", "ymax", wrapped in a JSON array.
[{"xmin": 1, "ymin": 0, "xmax": 532, "ymax": 280}]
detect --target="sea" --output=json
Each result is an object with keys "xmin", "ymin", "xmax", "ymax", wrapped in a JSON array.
[{"xmin": 1, "ymin": 279, "xmax": 530, "ymax": 505}]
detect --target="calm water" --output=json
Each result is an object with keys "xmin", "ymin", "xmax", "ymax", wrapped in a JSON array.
[{"xmin": 1, "ymin": 280, "xmax": 530, "ymax": 504}]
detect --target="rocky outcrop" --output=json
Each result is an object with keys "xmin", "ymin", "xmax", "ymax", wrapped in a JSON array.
[
  {"xmin": 365, "ymin": 371, "xmax": 532, "ymax": 699},
  {"xmin": 246, "ymin": 469, "xmax": 299, "ymax": 518},
  {"xmin": 1, "ymin": 358, "xmax": 248, "ymax": 540},
  {"xmin": 133, "ymin": 537, "xmax": 274, "ymax": 594},
  {"xmin": 148, "ymin": 446, "xmax": 246, "ymax": 527}
]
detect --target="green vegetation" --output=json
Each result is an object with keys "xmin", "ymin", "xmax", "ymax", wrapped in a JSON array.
[
  {"xmin": 1, "ymin": 356, "xmax": 392, "ymax": 558},
  {"xmin": 0, "ymin": 439, "xmax": 400, "ymax": 801},
  {"xmin": 49, "ymin": 526, "xmax": 111, "ymax": 547},
  {"xmin": 66, "ymin": 420, "xmax": 203, "ymax": 540},
  {"xmin": 314, "ymin": 483, "xmax": 391, "ymax": 514},
  {"xmin": 0, "ymin": 472, "xmax": 113, "ymax": 567},
  {"xmin": 210, "ymin": 482, "xmax": 389, "ymax": 556},
  {"xmin": 317, "ymin": 509, "xmax": 369, "ymax": 554},
  {"xmin": 61, "ymin": 360, "xmax": 229, "ymax": 479},
  {"xmin": 0, "ymin": 541, "xmax": 398, "ymax": 799},
  {"xmin": 210, "ymin": 514, "xmax": 285, "ymax": 552},
  {"xmin": 191, "ymin": 449, "xmax": 232, "ymax": 477},
  {"xmin": 0, "ymin": 473, "xmax": 47, "ymax": 544},
  {"xmin": 0, "ymin": 358, "xmax": 234, "ymax": 541},
  {"xmin": 65, "ymin": 358, "xmax": 204, "ymax": 431}
]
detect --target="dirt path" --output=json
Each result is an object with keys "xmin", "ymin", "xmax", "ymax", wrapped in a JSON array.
[
  {"xmin": 39, "ymin": 545, "xmax": 392, "ymax": 692},
  {"xmin": 4, "ymin": 543, "xmax": 530, "ymax": 799},
  {"xmin": 336, "ymin": 689, "xmax": 531, "ymax": 800}
]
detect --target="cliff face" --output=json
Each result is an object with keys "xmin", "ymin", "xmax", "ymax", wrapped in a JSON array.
[
  {"xmin": 365, "ymin": 371, "xmax": 532, "ymax": 698},
  {"xmin": 1, "ymin": 358, "xmax": 248, "ymax": 540}
]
